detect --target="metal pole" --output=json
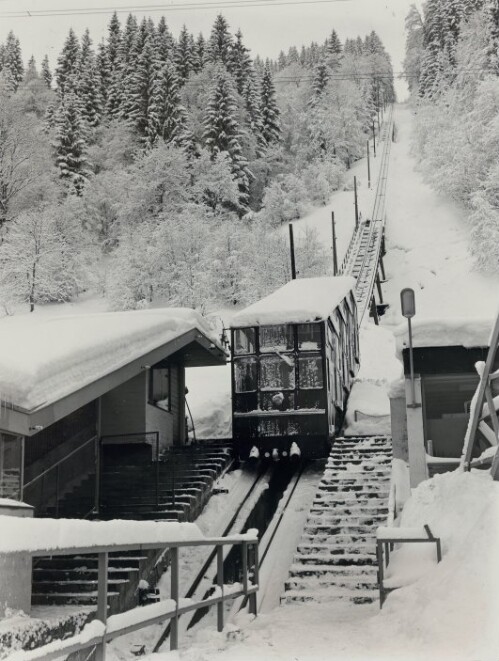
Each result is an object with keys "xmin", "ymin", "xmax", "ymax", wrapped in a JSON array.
[
  {"xmin": 376, "ymin": 274, "xmax": 384, "ymax": 304},
  {"xmin": 367, "ymin": 140, "xmax": 371, "ymax": 189},
  {"xmin": 331, "ymin": 212, "xmax": 338, "ymax": 276},
  {"xmin": 95, "ymin": 551, "xmax": 108, "ymax": 661},
  {"xmin": 155, "ymin": 434, "xmax": 160, "ymax": 509},
  {"xmin": 170, "ymin": 547, "xmax": 179, "ymax": 651},
  {"xmin": 94, "ymin": 436, "xmax": 101, "ymax": 516},
  {"xmin": 408, "ymin": 317, "xmax": 417, "ymax": 407},
  {"xmin": 370, "ymin": 297, "xmax": 379, "ymax": 325},
  {"xmin": 289, "ymin": 223, "xmax": 296, "ymax": 280},
  {"xmin": 372, "ymin": 121, "xmax": 376, "ymax": 157},
  {"xmin": 354, "ymin": 176, "xmax": 359, "ymax": 230},
  {"xmin": 217, "ymin": 545, "xmax": 224, "ymax": 632}
]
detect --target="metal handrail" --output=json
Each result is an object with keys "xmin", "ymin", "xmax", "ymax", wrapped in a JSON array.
[
  {"xmin": 23, "ymin": 435, "xmax": 97, "ymax": 491},
  {"xmin": 22, "ymin": 435, "xmax": 98, "ymax": 517},
  {"xmin": 9, "ymin": 534, "xmax": 259, "ymax": 660}
]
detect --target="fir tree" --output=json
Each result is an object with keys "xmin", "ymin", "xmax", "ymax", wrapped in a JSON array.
[
  {"xmin": 206, "ymin": 14, "xmax": 234, "ymax": 70},
  {"xmin": 2, "ymin": 31, "xmax": 24, "ymax": 93},
  {"xmin": 188, "ymin": 34, "xmax": 200, "ymax": 73},
  {"xmin": 156, "ymin": 16, "xmax": 175, "ymax": 64},
  {"xmin": 196, "ymin": 33, "xmax": 206, "ymax": 69},
  {"xmin": 148, "ymin": 61, "xmax": 187, "ymax": 146},
  {"xmin": 175, "ymin": 25, "xmax": 195, "ymax": 82},
  {"xmin": 56, "ymin": 28, "xmax": 80, "ymax": 97},
  {"xmin": 202, "ymin": 70, "xmax": 251, "ymax": 208},
  {"xmin": 107, "ymin": 12, "xmax": 122, "ymax": 71},
  {"xmin": 41, "ymin": 55, "xmax": 53, "ymax": 89},
  {"xmin": 327, "ymin": 29, "xmax": 342, "ymax": 56},
  {"xmin": 80, "ymin": 29, "xmax": 93, "ymax": 68},
  {"xmin": 124, "ymin": 35, "xmax": 159, "ymax": 139},
  {"xmin": 230, "ymin": 29, "xmax": 252, "ymax": 95},
  {"xmin": 96, "ymin": 41, "xmax": 111, "ymax": 110},
  {"xmin": 310, "ymin": 61, "xmax": 330, "ymax": 103},
  {"xmin": 122, "ymin": 14, "xmax": 139, "ymax": 63},
  {"xmin": 25, "ymin": 56, "xmax": 38, "ymax": 83},
  {"xmin": 260, "ymin": 65, "xmax": 281, "ymax": 145},
  {"xmin": 53, "ymin": 93, "xmax": 89, "ymax": 194},
  {"xmin": 243, "ymin": 74, "xmax": 266, "ymax": 154}
]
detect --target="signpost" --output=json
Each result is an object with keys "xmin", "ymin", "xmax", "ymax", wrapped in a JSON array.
[{"xmin": 400, "ymin": 288, "xmax": 419, "ymax": 408}]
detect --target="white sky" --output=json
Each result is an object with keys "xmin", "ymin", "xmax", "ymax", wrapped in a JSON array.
[{"xmin": 0, "ymin": 0, "xmax": 423, "ymax": 99}]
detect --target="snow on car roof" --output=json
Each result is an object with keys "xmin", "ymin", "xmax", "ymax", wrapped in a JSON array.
[
  {"xmin": 0, "ymin": 308, "xmax": 224, "ymax": 411},
  {"xmin": 394, "ymin": 316, "xmax": 494, "ymax": 355},
  {"xmin": 231, "ymin": 276, "xmax": 356, "ymax": 328}
]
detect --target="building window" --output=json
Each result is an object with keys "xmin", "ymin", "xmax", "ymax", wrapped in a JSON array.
[{"xmin": 149, "ymin": 367, "xmax": 171, "ymax": 411}]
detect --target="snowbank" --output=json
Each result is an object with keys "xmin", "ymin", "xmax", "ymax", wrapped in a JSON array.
[
  {"xmin": 186, "ymin": 364, "xmax": 232, "ymax": 439},
  {"xmin": 374, "ymin": 470, "xmax": 499, "ymax": 659},
  {"xmin": 231, "ymin": 276, "xmax": 355, "ymax": 328},
  {"xmin": 344, "ymin": 381, "xmax": 391, "ymax": 436},
  {"xmin": 0, "ymin": 308, "xmax": 225, "ymax": 411},
  {"xmin": 394, "ymin": 316, "xmax": 494, "ymax": 357},
  {"xmin": 0, "ymin": 517, "xmax": 204, "ymax": 554}
]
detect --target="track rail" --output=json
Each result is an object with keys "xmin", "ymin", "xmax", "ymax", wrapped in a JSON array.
[
  {"xmin": 152, "ymin": 466, "xmax": 266, "ymax": 652},
  {"xmin": 343, "ymin": 106, "xmax": 394, "ymax": 324}
]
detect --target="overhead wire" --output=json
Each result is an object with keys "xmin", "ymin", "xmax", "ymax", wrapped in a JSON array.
[{"xmin": 0, "ymin": 0, "xmax": 352, "ymax": 17}]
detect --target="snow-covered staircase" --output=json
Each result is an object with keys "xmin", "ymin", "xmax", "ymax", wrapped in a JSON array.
[{"xmin": 282, "ymin": 436, "xmax": 392, "ymax": 605}]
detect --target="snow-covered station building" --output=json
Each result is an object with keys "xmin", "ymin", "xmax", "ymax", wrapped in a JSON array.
[
  {"xmin": 390, "ymin": 318, "xmax": 497, "ymax": 487},
  {"xmin": 0, "ymin": 309, "xmax": 227, "ymax": 517}
]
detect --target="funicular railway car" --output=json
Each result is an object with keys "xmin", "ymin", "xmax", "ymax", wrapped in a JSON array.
[{"xmin": 230, "ymin": 276, "xmax": 359, "ymax": 460}]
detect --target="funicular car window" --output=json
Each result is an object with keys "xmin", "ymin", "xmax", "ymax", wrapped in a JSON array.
[
  {"xmin": 261, "ymin": 391, "xmax": 295, "ymax": 411},
  {"xmin": 298, "ymin": 355, "xmax": 324, "ymax": 389},
  {"xmin": 234, "ymin": 328, "xmax": 256, "ymax": 355},
  {"xmin": 260, "ymin": 325, "xmax": 294, "ymax": 352},
  {"xmin": 297, "ymin": 323, "xmax": 322, "ymax": 350},
  {"xmin": 234, "ymin": 357, "xmax": 257, "ymax": 393},
  {"xmin": 259, "ymin": 354, "xmax": 295, "ymax": 390}
]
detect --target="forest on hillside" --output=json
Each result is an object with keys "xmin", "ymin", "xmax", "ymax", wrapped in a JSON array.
[
  {"xmin": 0, "ymin": 15, "xmax": 394, "ymax": 314},
  {"xmin": 405, "ymin": 0, "xmax": 499, "ymax": 273}
]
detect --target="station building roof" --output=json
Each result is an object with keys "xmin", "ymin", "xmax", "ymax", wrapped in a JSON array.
[
  {"xmin": 0, "ymin": 308, "xmax": 226, "ymax": 436},
  {"xmin": 231, "ymin": 276, "xmax": 356, "ymax": 329}
]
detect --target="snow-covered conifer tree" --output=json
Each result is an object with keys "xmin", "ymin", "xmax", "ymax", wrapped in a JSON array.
[
  {"xmin": 175, "ymin": 25, "xmax": 195, "ymax": 82},
  {"xmin": 202, "ymin": 70, "xmax": 251, "ymax": 208},
  {"xmin": 310, "ymin": 61, "xmax": 330, "ymax": 103},
  {"xmin": 230, "ymin": 29, "xmax": 252, "ymax": 94},
  {"xmin": 156, "ymin": 16, "xmax": 175, "ymax": 65},
  {"xmin": 148, "ymin": 61, "xmax": 187, "ymax": 146},
  {"xmin": 260, "ymin": 65, "xmax": 281, "ymax": 145},
  {"xmin": 2, "ymin": 31, "xmax": 24, "ymax": 93},
  {"xmin": 206, "ymin": 14, "xmax": 234, "ymax": 70},
  {"xmin": 41, "ymin": 55, "xmax": 53, "ymax": 89},
  {"xmin": 56, "ymin": 28, "xmax": 80, "ymax": 97},
  {"xmin": 53, "ymin": 93, "xmax": 90, "ymax": 194}
]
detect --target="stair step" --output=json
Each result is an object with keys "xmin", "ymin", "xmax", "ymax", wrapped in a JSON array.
[
  {"xmin": 282, "ymin": 590, "xmax": 376, "ymax": 605},
  {"xmin": 31, "ymin": 592, "xmax": 120, "ymax": 606},
  {"xmin": 33, "ymin": 567, "xmax": 140, "ymax": 581},
  {"xmin": 285, "ymin": 575, "xmax": 377, "ymax": 591},
  {"xmin": 33, "ymin": 579, "xmax": 127, "ymax": 594},
  {"xmin": 293, "ymin": 554, "xmax": 376, "ymax": 566}
]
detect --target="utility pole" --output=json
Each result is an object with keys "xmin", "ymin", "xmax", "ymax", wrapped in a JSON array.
[
  {"xmin": 354, "ymin": 176, "xmax": 359, "ymax": 230},
  {"xmin": 367, "ymin": 140, "xmax": 371, "ymax": 189},
  {"xmin": 289, "ymin": 223, "xmax": 296, "ymax": 279},
  {"xmin": 372, "ymin": 121, "xmax": 376, "ymax": 157},
  {"xmin": 331, "ymin": 211, "xmax": 338, "ymax": 275}
]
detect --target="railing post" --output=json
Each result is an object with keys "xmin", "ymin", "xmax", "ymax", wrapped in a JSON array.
[
  {"xmin": 55, "ymin": 464, "xmax": 60, "ymax": 518},
  {"xmin": 95, "ymin": 437, "xmax": 101, "ymax": 516},
  {"xmin": 172, "ymin": 450, "xmax": 176, "ymax": 509},
  {"xmin": 95, "ymin": 551, "xmax": 108, "ymax": 661},
  {"xmin": 250, "ymin": 543, "xmax": 259, "ymax": 616},
  {"xmin": 216, "ymin": 545, "xmax": 224, "ymax": 632},
  {"xmin": 155, "ymin": 433, "xmax": 160, "ymax": 509},
  {"xmin": 170, "ymin": 547, "xmax": 179, "ymax": 651}
]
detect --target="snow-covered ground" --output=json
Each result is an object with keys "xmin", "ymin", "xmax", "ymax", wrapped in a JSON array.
[{"xmin": 150, "ymin": 103, "xmax": 499, "ymax": 659}]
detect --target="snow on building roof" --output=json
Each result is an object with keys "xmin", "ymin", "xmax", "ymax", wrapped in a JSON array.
[
  {"xmin": 0, "ymin": 308, "xmax": 224, "ymax": 412},
  {"xmin": 231, "ymin": 277, "xmax": 356, "ymax": 328},
  {"xmin": 395, "ymin": 317, "xmax": 494, "ymax": 356}
]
